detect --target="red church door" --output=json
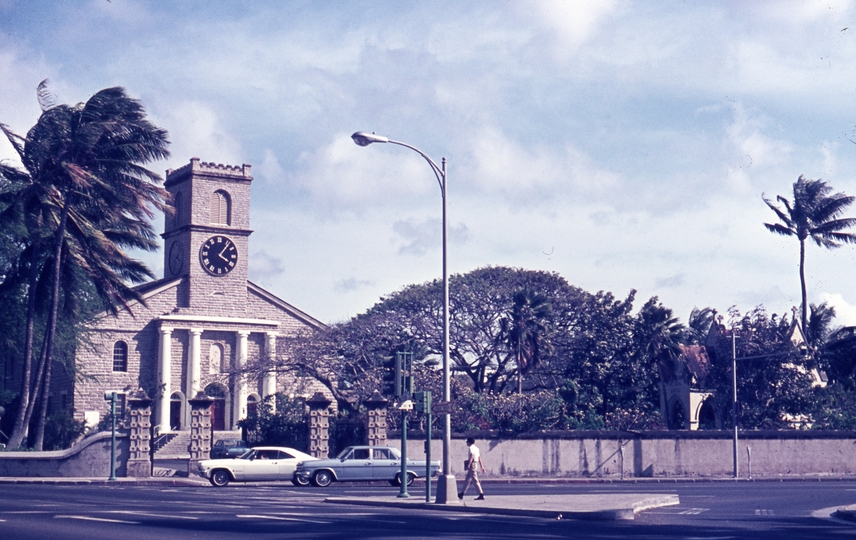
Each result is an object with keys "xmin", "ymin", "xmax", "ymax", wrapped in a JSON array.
[{"xmin": 211, "ymin": 399, "xmax": 226, "ymax": 431}]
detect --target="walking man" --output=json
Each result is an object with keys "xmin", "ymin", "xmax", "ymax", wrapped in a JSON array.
[{"xmin": 458, "ymin": 437, "xmax": 485, "ymax": 500}]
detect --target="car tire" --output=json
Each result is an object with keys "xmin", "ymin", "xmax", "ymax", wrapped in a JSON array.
[
  {"xmin": 394, "ymin": 472, "xmax": 415, "ymax": 487},
  {"xmin": 291, "ymin": 474, "xmax": 310, "ymax": 487},
  {"xmin": 210, "ymin": 469, "xmax": 231, "ymax": 487},
  {"xmin": 311, "ymin": 470, "xmax": 333, "ymax": 487}
]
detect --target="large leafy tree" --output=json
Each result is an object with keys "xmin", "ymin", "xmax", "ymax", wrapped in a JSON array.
[
  {"xmin": 705, "ymin": 307, "xmax": 814, "ymax": 429},
  {"xmin": 0, "ymin": 83, "xmax": 170, "ymax": 449},
  {"xmin": 763, "ymin": 176, "xmax": 856, "ymax": 332}
]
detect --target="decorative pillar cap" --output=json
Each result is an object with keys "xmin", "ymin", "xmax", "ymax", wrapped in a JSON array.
[
  {"xmin": 364, "ymin": 390, "xmax": 389, "ymax": 410},
  {"xmin": 127, "ymin": 387, "xmax": 153, "ymax": 406},
  {"xmin": 188, "ymin": 392, "xmax": 214, "ymax": 406},
  {"xmin": 306, "ymin": 391, "xmax": 332, "ymax": 410}
]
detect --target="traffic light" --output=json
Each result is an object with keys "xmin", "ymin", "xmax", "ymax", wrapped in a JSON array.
[
  {"xmin": 413, "ymin": 390, "xmax": 432, "ymax": 414},
  {"xmin": 381, "ymin": 356, "xmax": 398, "ymax": 396},
  {"xmin": 381, "ymin": 352, "xmax": 415, "ymax": 398},
  {"xmin": 397, "ymin": 351, "xmax": 413, "ymax": 397}
]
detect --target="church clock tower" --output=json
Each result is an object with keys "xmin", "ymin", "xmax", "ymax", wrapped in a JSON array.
[{"xmin": 162, "ymin": 158, "xmax": 253, "ymax": 316}]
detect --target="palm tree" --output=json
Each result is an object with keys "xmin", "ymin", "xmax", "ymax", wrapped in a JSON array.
[
  {"xmin": 0, "ymin": 84, "xmax": 170, "ymax": 449},
  {"xmin": 499, "ymin": 288, "xmax": 553, "ymax": 393},
  {"xmin": 764, "ymin": 176, "xmax": 856, "ymax": 333},
  {"xmin": 806, "ymin": 302, "xmax": 836, "ymax": 349},
  {"xmin": 684, "ymin": 307, "xmax": 715, "ymax": 344},
  {"xmin": 635, "ymin": 299, "xmax": 686, "ymax": 427}
]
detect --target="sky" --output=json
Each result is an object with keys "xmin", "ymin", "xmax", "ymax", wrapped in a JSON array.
[{"xmin": 3, "ymin": 0, "xmax": 856, "ymax": 327}]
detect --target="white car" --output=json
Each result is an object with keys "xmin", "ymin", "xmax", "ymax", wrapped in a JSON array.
[{"xmin": 197, "ymin": 446, "xmax": 318, "ymax": 487}]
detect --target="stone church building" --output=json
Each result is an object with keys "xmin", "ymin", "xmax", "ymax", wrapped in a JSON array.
[{"xmin": 68, "ymin": 158, "xmax": 324, "ymax": 435}]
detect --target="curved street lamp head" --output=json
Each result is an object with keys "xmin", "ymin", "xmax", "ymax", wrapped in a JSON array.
[{"xmin": 351, "ymin": 131, "xmax": 389, "ymax": 146}]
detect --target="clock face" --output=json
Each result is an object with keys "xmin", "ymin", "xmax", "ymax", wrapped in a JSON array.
[
  {"xmin": 168, "ymin": 242, "xmax": 184, "ymax": 275},
  {"xmin": 199, "ymin": 235, "xmax": 238, "ymax": 276}
]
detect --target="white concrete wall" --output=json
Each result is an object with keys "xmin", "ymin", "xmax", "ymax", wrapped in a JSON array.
[
  {"xmin": 396, "ymin": 432, "xmax": 856, "ymax": 478},
  {"xmin": 0, "ymin": 431, "xmax": 128, "ymax": 477}
]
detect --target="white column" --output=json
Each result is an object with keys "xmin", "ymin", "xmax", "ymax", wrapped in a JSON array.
[
  {"xmin": 234, "ymin": 330, "xmax": 250, "ymax": 428},
  {"xmin": 263, "ymin": 332, "xmax": 278, "ymax": 404},
  {"xmin": 157, "ymin": 326, "xmax": 173, "ymax": 433},
  {"xmin": 185, "ymin": 328, "xmax": 202, "ymax": 428}
]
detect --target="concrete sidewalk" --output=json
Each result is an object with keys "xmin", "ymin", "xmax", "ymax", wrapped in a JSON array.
[{"xmin": 325, "ymin": 493, "xmax": 680, "ymax": 521}]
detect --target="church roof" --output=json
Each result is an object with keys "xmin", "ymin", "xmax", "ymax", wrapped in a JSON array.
[{"xmin": 247, "ymin": 280, "xmax": 326, "ymax": 330}]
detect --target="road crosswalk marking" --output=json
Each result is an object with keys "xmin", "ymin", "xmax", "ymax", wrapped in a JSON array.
[{"xmin": 755, "ymin": 509, "xmax": 774, "ymax": 516}]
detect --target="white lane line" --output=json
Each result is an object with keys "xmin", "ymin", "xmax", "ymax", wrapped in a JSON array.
[
  {"xmin": 55, "ymin": 515, "xmax": 139, "ymax": 524},
  {"xmin": 1, "ymin": 511, "xmax": 53, "ymax": 514},
  {"xmin": 236, "ymin": 514, "xmax": 329, "ymax": 524},
  {"xmin": 108, "ymin": 511, "xmax": 199, "ymax": 520}
]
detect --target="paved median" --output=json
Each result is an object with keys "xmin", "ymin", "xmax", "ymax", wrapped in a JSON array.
[{"xmin": 325, "ymin": 493, "xmax": 680, "ymax": 521}]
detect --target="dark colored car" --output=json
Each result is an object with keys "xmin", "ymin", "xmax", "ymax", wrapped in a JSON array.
[{"xmin": 210, "ymin": 438, "xmax": 250, "ymax": 459}]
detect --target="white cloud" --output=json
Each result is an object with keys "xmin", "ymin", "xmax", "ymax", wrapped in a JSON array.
[
  {"xmin": 258, "ymin": 149, "xmax": 285, "ymax": 185},
  {"xmin": 820, "ymin": 292, "xmax": 856, "ymax": 327},
  {"xmin": 289, "ymin": 133, "xmax": 435, "ymax": 214},
  {"xmin": 525, "ymin": 0, "xmax": 622, "ymax": 54},
  {"xmin": 157, "ymin": 101, "xmax": 243, "ymax": 168},
  {"xmin": 466, "ymin": 127, "xmax": 622, "ymax": 205}
]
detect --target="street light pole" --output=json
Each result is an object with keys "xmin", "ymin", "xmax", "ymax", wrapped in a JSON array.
[
  {"xmin": 732, "ymin": 330, "xmax": 738, "ymax": 479},
  {"xmin": 351, "ymin": 131, "xmax": 457, "ymax": 503},
  {"xmin": 730, "ymin": 328, "xmax": 794, "ymax": 479}
]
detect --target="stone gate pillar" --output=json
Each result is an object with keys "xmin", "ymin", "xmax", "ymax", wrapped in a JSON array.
[
  {"xmin": 307, "ymin": 392, "xmax": 332, "ymax": 459},
  {"xmin": 126, "ymin": 389, "xmax": 153, "ymax": 478},
  {"xmin": 187, "ymin": 392, "xmax": 214, "ymax": 476},
  {"xmin": 364, "ymin": 390, "xmax": 389, "ymax": 447}
]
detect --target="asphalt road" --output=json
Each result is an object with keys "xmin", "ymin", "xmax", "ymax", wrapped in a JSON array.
[{"xmin": 2, "ymin": 480, "xmax": 856, "ymax": 539}]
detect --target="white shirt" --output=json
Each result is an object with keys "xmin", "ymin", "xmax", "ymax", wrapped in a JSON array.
[{"xmin": 468, "ymin": 443, "xmax": 480, "ymax": 466}]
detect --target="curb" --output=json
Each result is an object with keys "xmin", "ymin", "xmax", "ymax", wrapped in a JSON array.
[{"xmin": 0, "ymin": 477, "xmax": 206, "ymax": 487}]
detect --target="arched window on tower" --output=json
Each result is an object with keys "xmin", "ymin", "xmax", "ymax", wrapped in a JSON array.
[
  {"xmin": 112, "ymin": 341, "xmax": 128, "ymax": 372},
  {"xmin": 173, "ymin": 192, "xmax": 183, "ymax": 228},
  {"xmin": 211, "ymin": 190, "xmax": 231, "ymax": 225}
]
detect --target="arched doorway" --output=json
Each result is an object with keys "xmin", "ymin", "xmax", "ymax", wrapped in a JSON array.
[
  {"xmin": 205, "ymin": 383, "xmax": 227, "ymax": 431},
  {"xmin": 698, "ymin": 397, "xmax": 717, "ymax": 430},
  {"xmin": 247, "ymin": 394, "xmax": 259, "ymax": 419},
  {"xmin": 668, "ymin": 398, "xmax": 687, "ymax": 430},
  {"xmin": 170, "ymin": 392, "xmax": 183, "ymax": 430}
]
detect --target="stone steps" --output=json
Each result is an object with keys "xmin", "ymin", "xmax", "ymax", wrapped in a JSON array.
[
  {"xmin": 154, "ymin": 431, "xmax": 191, "ymax": 459},
  {"xmin": 154, "ymin": 430, "xmax": 244, "ymax": 459}
]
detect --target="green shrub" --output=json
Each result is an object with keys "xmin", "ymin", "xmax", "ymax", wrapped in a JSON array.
[{"xmin": 43, "ymin": 411, "xmax": 86, "ymax": 450}]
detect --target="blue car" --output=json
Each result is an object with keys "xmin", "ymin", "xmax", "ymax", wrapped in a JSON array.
[{"xmin": 294, "ymin": 445, "xmax": 440, "ymax": 487}]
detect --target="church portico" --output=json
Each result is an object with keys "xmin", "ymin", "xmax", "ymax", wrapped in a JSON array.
[{"xmin": 153, "ymin": 315, "xmax": 283, "ymax": 434}]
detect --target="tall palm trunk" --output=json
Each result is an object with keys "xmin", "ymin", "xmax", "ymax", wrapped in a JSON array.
[
  {"xmin": 32, "ymin": 201, "xmax": 70, "ymax": 450},
  {"xmin": 799, "ymin": 237, "xmax": 807, "ymax": 334},
  {"xmin": 5, "ymin": 228, "xmax": 43, "ymax": 449},
  {"xmin": 15, "ymin": 202, "xmax": 68, "ymax": 450}
]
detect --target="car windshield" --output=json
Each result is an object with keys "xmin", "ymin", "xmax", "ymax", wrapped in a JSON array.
[{"xmin": 237, "ymin": 449, "xmax": 256, "ymax": 460}]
